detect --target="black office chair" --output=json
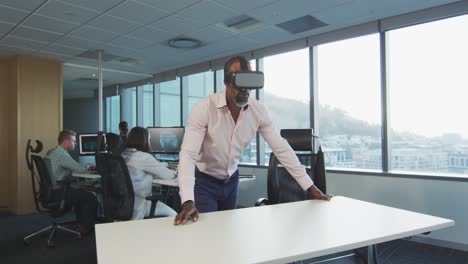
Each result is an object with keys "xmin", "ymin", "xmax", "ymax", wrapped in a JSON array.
[
  {"xmin": 255, "ymin": 129, "xmax": 378, "ymax": 264},
  {"xmin": 24, "ymin": 139, "xmax": 81, "ymax": 248},
  {"xmin": 256, "ymin": 129, "xmax": 325, "ymax": 205},
  {"xmin": 98, "ymin": 152, "xmax": 160, "ymax": 221},
  {"xmin": 105, "ymin": 132, "xmax": 124, "ymax": 155}
]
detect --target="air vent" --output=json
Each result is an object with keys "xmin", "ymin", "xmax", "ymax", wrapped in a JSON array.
[
  {"xmin": 276, "ymin": 15, "xmax": 327, "ymax": 34},
  {"xmin": 217, "ymin": 15, "xmax": 265, "ymax": 33}
]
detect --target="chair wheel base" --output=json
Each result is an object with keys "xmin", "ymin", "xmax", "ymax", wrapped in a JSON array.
[
  {"xmin": 24, "ymin": 239, "xmax": 31, "ymax": 246},
  {"xmin": 47, "ymin": 242, "xmax": 55, "ymax": 248}
]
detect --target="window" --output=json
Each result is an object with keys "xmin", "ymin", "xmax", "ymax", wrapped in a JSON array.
[
  {"xmin": 157, "ymin": 78, "xmax": 181, "ymax": 127},
  {"xmin": 317, "ymin": 34, "xmax": 382, "ymax": 170},
  {"xmin": 215, "ymin": 69, "xmax": 225, "ymax": 92},
  {"xmin": 182, "ymin": 71, "xmax": 214, "ymax": 125},
  {"xmin": 121, "ymin": 87, "xmax": 137, "ymax": 129},
  {"xmin": 261, "ymin": 49, "xmax": 310, "ymax": 165},
  {"xmin": 387, "ymin": 15, "xmax": 468, "ymax": 175},
  {"xmin": 105, "ymin": 95, "xmax": 120, "ymax": 134},
  {"xmin": 139, "ymin": 84, "xmax": 154, "ymax": 128}
]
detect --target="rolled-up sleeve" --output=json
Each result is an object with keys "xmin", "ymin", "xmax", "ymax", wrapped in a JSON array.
[
  {"xmin": 258, "ymin": 107, "xmax": 314, "ymax": 191},
  {"xmin": 178, "ymin": 100, "xmax": 208, "ymax": 203}
]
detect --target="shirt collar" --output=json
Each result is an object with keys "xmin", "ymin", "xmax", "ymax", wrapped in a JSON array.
[{"xmin": 216, "ymin": 89, "xmax": 249, "ymax": 111}]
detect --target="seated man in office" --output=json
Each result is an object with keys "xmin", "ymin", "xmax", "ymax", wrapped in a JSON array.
[
  {"xmin": 119, "ymin": 121, "xmax": 129, "ymax": 142},
  {"xmin": 45, "ymin": 129, "xmax": 98, "ymax": 235},
  {"xmin": 175, "ymin": 56, "xmax": 331, "ymax": 225}
]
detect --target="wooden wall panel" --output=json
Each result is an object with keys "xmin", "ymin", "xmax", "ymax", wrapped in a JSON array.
[
  {"xmin": 15, "ymin": 56, "xmax": 62, "ymax": 213},
  {"xmin": 0, "ymin": 58, "xmax": 11, "ymax": 210}
]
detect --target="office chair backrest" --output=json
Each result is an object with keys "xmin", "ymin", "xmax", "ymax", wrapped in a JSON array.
[
  {"xmin": 100, "ymin": 153, "xmax": 134, "ymax": 221},
  {"xmin": 26, "ymin": 139, "xmax": 43, "ymax": 170},
  {"xmin": 105, "ymin": 133, "xmax": 123, "ymax": 155},
  {"xmin": 267, "ymin": 129, "xmax": 326, "ymax": 204},
  {"xmin": 30, "ymin": 154, "xmax": 56, "ymax": 209},
  {"xmin": 95, "ymin": 132, "xmax": 107, "ymax": 174},
  {"xmin": 26, "ymin": 140, "xmax": 49, "ymax": 211}
]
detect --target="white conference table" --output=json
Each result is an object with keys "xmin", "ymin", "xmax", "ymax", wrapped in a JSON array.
[
  {"xmin": 72, "ymin": 172, "xmax": 255, "ymax": 187},
  {"xmin": 95, "ymin": 196, "xmax": 454, "ymax": 264}
]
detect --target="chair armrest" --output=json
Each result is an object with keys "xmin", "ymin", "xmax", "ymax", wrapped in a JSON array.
[
  {"xmin": 255, "ymin": 198, "xmax": 269, "ymax": 206},
  {"xmin": 145, "ymin": 195, "xmax": 160, "ymax": 217},
  {"xmin": 56, "ymin": 178, "xmax": 74, "ymax": 211}
]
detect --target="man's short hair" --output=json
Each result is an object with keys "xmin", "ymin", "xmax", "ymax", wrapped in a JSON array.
[
  {"xmin": 119, "ymin": 121, "xmax": 128, "ymax": 130},
  {"xmin": 58, "ymin": 129, "xmax": 76, "ymax": 144},
  {"xmin": 224, "ymin": 56, "xmax": 251, "ymax": 82}
]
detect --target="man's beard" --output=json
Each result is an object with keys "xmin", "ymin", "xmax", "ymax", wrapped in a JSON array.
[{"xmin": 234, "ymin": 90, "xmax": 249, "ymax": 107}]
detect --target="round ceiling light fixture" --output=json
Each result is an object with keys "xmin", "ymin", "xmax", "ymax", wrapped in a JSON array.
[{"xmin": 168, "ymin": 38, "xmax": 202, "ymax": 49}]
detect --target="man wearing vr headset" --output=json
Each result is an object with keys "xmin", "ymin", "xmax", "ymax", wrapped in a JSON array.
[{"xmin": 175, "ymin": 56, "xmax": 331, "ymax": 225}]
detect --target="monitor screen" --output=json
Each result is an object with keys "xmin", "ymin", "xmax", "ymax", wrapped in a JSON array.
[
  {"xmin": 79, "ymin": 133, "xmax": 105, "ymax": 156},
  {"xmin": 148, "ymin": 127, "xmax": 184, "ymax": 154}
]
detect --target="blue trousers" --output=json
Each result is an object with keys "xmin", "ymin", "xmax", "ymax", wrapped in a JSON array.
[{"xmin": 194, "ymin": 169, "xmax": 239, "ymax": 213}]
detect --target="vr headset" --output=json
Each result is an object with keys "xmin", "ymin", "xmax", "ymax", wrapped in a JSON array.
[
  {"xmin": 225, "ymin": 71, "xmax": 264, "ymax": 90},
  {"xmin": 225, "ymin": 57, "xmax": 264, "ymax": 90}
]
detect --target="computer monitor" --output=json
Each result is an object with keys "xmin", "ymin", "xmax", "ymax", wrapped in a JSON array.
[
  {"xmin": 148, "ymin": 127, "xmax": 184, "ymax": 154},
  {"xmin": 79, "ymin": 133, "xmax": 105, "ymax": 156}
]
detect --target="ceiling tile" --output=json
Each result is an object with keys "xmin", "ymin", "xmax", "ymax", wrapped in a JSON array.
[
  {"xmin": 0, "ymin": 21, "xmax": 15, "ymax": 37},
  {"xmin": 0, "ymin": 5, "xmax": 29, "ymax": 24},
  {"xmin": 107, "ymin": 0, "xmax": 169, "ymax": 24},
  {"xmin": 55, "ymin": 35, "xmax": 103, "ymax": 50},
  {"xmin": 0, "ymin": 0, "xmax": 46, "ymax": 12},
  {"xmin": 136, "ymin": 0, "xmax": 201, "ymax": 12},
  {"xmin": 211, "ymin": 0, "xmax": 278, "ymax": 12},
  {"xmin": 176, "ymin": 0, "xmax": 241, "ymax": 27},
  {"xmin": 88, "ymin": 15, "xmax": 143, "ymax": 35},
  {"xmin": 0, "ymin": 36, "xmax": 47, "ymax": 51},
  {"xmin": 23, "ymin": 14, "xmax": 80, "ymax": 34},
  {"xmin": 35, "ymin": 51, "xmax": 73, "ymax": 62},
  {"xmin": 70, "ymin": 26, "xmax": 120, "ymax": 42},
  {"xmin": 126, "ymin": 26, "xmax": 177, "ymax": 43},
  {"xmin": 259, "ymin": 0, "xmax": 352, "ymax": 21},
  {"xmin": 148, "ymin": 14, "xmax": 204, "ymax": 35},
  {"xmin": 60, "ymin": 0, "xmax": 125, "ymax": 12},
  {"xmin": 246, "ymin": 5, "xmax": 289, "ymax": 25},
  {"xmin": 109, "ymin": 36, "xmax": 153, "ymax": 49},
  {"xmin": 41, "ymin": 44, "xmax": 87, "ymax": 56},
  {"xmin": 10, "ymin": 26, "xmax": 63, "ymax": 43},
  {"xmin": 313, "ymin": 1, "xmax": 374, "ymax": 25},
  {"xmin": 37, "ymin": 0, "xmax": 100, "ymax": 24},
  {"xmin": 185, "ymin": 26, "xmax": 234, "ymax": 44},
  {"xmin": 139, "ymin": 43, "xmax": 182, "ymax": 58},
  {"xmin": 99, "ymin": 44, "xmax": 140, "ymax": 59},
  {"xmin": 241, "ymin": 26, "xmax": 291, "ymax": 44},
  {"xmin": 0, "ymin": 44, "xmax": 37, "ymax": 55}
]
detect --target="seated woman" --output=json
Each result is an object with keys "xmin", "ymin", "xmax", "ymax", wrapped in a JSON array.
[{"xmin": 121, "ymin": 127, "xmax": 177, "ymax": 220}]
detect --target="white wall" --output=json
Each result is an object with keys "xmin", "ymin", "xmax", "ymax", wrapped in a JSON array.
[{"xmin": 238, "ymin": 166, "xmax": 468, "ymax": 248}]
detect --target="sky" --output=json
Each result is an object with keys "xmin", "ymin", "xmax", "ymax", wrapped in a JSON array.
[{"xmin": 262, "ymin": 14, "xmax": 468, "ymax": 139}]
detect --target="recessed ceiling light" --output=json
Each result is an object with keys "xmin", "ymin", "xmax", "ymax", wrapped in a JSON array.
[
  {"xmin": 92, "ymin": 74, "xmax": 96, "ymax": 77},
  {"xmin": 168, "ymin": 38, "xmax": 202, "ymax": 49}
]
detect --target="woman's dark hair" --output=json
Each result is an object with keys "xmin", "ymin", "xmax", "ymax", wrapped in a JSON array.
[{"xmin": 124, "ymin": 127, "xmax": 150, "ymax": 153}]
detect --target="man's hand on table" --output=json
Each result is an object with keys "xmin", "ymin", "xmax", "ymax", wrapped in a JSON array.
[
  {"xmin": 307, "ymin": 185, "xmax": 332, "ymax": 201},
  {"xmin": 174, "ymin": 200, "xmax": 199, "ymax": 225}
]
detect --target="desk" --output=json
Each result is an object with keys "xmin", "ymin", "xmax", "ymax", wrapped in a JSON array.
[
  {"xmin": 72, "ymin": 172, "xmax": 101, "ymax": 180},
  {"xmin": 95, "ymin": 196, "xmax": 453, "ymax": 264},
  {"xmin": 72, "ymin": 173, "xmax": 256, "ymax": 186}
]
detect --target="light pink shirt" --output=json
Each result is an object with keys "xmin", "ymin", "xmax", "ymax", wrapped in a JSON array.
[{"xmin": 178, "ymin": 90, "xmax": 314, "ymax": 203}]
